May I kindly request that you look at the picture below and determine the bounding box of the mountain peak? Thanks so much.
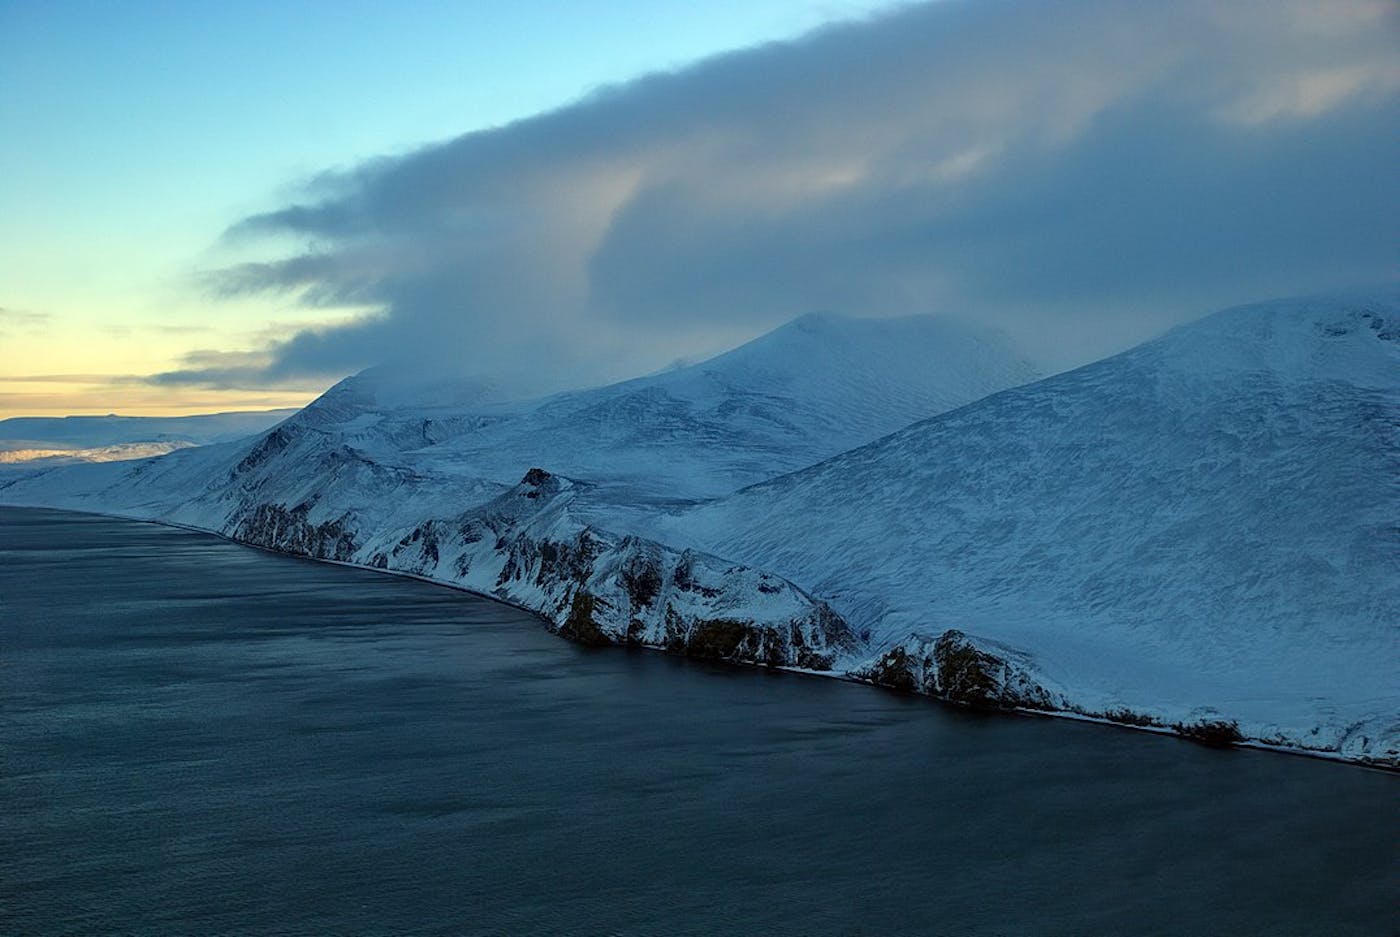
[1147,291,1400,390]
[786,310,844,331]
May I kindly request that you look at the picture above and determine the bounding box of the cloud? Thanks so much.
[0,307,51,338]
[152,324,215,336]
[0,307,48,321]
[0,373,123,384]
[200,0,1400,387]
[143,348,330,390]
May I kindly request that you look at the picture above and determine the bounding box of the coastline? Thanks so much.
[5,502,1393,773]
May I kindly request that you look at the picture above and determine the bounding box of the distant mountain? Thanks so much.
[646,294,1400,763]
[0,409,298,451]
[499,311,1040,502]
[0,409,299,472]
[0,441,194,470]
[276,311,1040,509]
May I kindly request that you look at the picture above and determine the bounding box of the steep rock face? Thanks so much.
[230,469,858,670]
[231,501,359,562]
[855,630,1063,711]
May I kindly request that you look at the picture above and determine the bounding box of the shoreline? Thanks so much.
[4,502,1395,774]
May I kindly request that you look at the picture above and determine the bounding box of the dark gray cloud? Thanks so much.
[196,0,1400,388]
[143,348,330,390]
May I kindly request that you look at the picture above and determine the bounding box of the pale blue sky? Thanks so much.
[0,0,897,415]
[1,0,1394,416]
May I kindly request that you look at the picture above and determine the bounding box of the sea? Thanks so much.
[2,507,1396,935]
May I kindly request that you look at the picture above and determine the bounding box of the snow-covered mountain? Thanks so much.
[0,312,1035,522]
[0,312,1028,672]
[263,311,1040,511]
[477,311,1040,503]
[4,296,1393,764]
[643,295,1400,763]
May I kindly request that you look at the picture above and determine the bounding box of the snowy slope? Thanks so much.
[443,312,1040,504]
[268,311,1040,511]
[5,312,1036,532]
[648,295,1400,762]
[0,312,1035,526]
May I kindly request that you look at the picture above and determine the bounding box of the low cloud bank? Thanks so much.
[186,0,1399,391]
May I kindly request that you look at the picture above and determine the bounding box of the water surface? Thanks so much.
[2,507,1395,935]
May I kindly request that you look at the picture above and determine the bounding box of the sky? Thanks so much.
[2,0,1397,417]
[0,0,897,416]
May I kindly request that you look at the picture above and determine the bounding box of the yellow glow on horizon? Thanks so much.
[0,295,342,419]
[0,380,322,419]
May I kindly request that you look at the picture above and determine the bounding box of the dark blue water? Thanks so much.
[2,507,1396,936]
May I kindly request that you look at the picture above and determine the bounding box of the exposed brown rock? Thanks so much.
[559,590,612,646]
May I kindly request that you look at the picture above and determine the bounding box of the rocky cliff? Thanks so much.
[225,468,857,670]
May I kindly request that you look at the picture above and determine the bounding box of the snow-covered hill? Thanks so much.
[645,295,1400,763]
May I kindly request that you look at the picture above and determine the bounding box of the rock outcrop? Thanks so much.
[232,500,358,562]
[854,629,1062,710]
[227,468,857,671]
